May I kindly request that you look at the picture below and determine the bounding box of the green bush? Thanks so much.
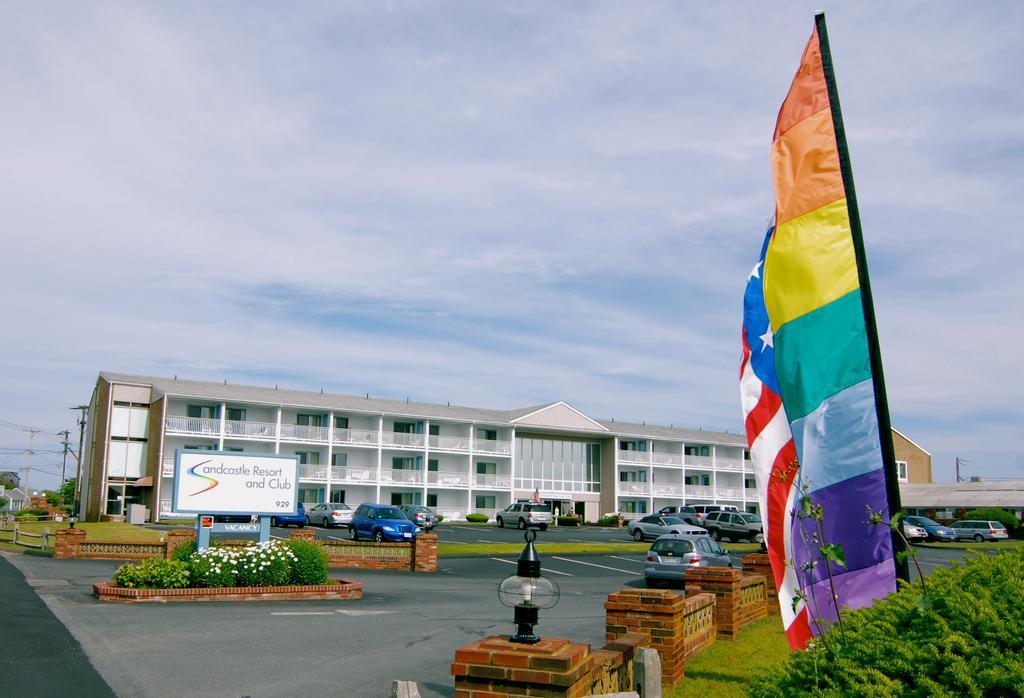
[187,547,238,588]
[964,508,1019,532]
[557,516,581,526]
[435,514,444,523]
[234,541,295,587]
[15,507,50,520]
[751,548,1024,697]
[170,539,197,562]
[465,513,490,523]
[112,559,190,589]
[597,515,620,527]
[287,540,329,585]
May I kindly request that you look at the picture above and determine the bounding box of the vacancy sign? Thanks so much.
[172,450,299,516]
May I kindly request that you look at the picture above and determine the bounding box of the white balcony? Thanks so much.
[381,468,424,485]
[428,434,470,451]
[224,419,276,440]
[381,432,425,449]
[279,424,329,442]
[716,487,742,499]
[617,451,649,464]
[426,470,470,488]
[162,457,175,477]
[652,452,683,466]
[333,428,379,447]
[716,458,744,472]
[331,466,377,484]
[652,483,683,497]
[685,455,713,468]
[745,487,758,498]
[474,439,511,455]
[299,464,329,481]
[685,485,713,498]
[165,416,219,436]
[473,472,512,489]
[619,482,651,496]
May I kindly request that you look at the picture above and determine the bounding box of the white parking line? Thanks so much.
[476,539,499,543]
[489,557,574,577]
[335,609,396,616]
[609,555,644,563]
[270,611,335,616]
[550,556,640,576]
[569,539,590,543]
[271,535,287,540]
[328,535,349,541]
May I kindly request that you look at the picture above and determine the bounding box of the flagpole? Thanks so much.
[814,12,909,583]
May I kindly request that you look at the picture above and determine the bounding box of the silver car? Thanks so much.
[628,515,706,541]
[643,534,733,587]
[308,502,353,528]
[949,520,1010,542]
[496,503,552,530]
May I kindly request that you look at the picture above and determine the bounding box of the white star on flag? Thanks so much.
[749,261,762,280]
[760,324,774,351]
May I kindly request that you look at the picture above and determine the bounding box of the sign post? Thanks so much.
[171,450,299,551]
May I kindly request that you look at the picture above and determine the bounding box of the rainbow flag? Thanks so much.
[741,13,903,645]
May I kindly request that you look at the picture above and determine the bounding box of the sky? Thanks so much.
[1,1,1021,492]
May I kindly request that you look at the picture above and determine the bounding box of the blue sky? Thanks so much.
[1,1,1021,491]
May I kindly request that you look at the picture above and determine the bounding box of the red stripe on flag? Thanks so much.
[744,387,782,444]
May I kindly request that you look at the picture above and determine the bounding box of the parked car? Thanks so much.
[903,515,956,542]
[643,534,735,587]
[628,515,707,542]
[703,511,764,543]
[213,513,256,524]
[689,504,738,526]
[495,503,552,530]
[271,502,307,528]
[949,519,1010,542]
[308,502,353,528]
[901,520,928,543]
[349,504,419,542]
[657,505,699,526]
[401,505,439,531]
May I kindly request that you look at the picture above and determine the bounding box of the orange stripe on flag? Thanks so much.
[773,26,829,142]
[772,108,844,226]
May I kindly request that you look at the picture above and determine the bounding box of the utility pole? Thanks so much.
[955,457,969,483]
[59,430,71,487]
[71,405,89,517]
[22,427,41,497]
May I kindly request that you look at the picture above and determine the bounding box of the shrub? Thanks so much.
[557,516,581,526]
[112,559,190,589]
[188,547,239,588]
[597,515,620,527]
[751,548,1024,697]
[234,541,296,587]
[170,539,197,562]
[435,514,445,523]
[964,508,1019,532]
[465,513,490,523]
[15,507,49,520]
[287,540,329,585]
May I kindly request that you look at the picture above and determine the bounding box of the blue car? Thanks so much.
[271,502,307,528]
[904,515,956,542]
[349,504,419,542]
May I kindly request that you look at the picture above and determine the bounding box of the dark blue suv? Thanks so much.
[349,504,419,542]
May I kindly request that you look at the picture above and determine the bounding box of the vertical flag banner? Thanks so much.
[741,12,904,646]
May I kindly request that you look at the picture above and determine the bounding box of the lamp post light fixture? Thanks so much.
[497,529,560,644]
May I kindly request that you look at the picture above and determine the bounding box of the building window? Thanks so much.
[393,421,417,434]
[329,487,345,503]
[685,445,710,457]
[392,457,416,470]
[428,459,439,472]
[620,440,647,452]
[224,447,243,452]
[391,492,418,506]
[476,462,496,475]
[619,471,647,482]
[226,407,246,421]
[426,494,437,507]
[187,405,217,419]
[298,487,324,504]
[745,477,756,490]
[515,437,600,493]
[620,500,647,514]
[334,416,349,429]
[477,428,497,441]
[185,444,215,451]
[896,460,908,482]
[296,414,322,427]
[296,451,319,465]
[475,495,496,509]
[429,424,440,436]
[331,452,348,466]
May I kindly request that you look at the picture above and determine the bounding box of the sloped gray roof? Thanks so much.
[900,480,1024,508]
[596,419,746,446]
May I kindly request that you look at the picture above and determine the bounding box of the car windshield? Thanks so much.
[409,507,431,514]
[662,517,685,525]
[525,504,550,512]
[739,514,761,523]
[377,508,407,520]
[909,516,938,526]
[331,503,351,510]
[652,540,694,555]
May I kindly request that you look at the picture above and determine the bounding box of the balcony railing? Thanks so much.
[716,458,744,471]
[299,464,329,481]
[330,466,376,484]
[652,483,683,496]
[426,470,470,487]
[279,424,329,442]
[685,485,713,498]
[381,432,425,449]
[617,451,649,464]
[474,439,511,455]
[428,434,470,451]
[165,416,220,436]
[745,487,758,498]
[684,455,713,468]
[162,458,175,477]
[473,472,512,489]
[619,482,651,496]
[716,487,742,499]
[652,452,683,466]
[223,419,277,439]
[380,468,424,484]
[332,428,379,446]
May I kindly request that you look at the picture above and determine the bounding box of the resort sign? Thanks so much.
[172,450,299,516]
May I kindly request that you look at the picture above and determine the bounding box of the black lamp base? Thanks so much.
[509,602,541,644]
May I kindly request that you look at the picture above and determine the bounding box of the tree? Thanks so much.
[43,490,62,507]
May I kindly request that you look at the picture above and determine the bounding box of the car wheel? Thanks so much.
[497,517,504,528]
[751,532,765,544]
[517,518,526,530]
[539,524,548,531]
[633,529,644,542]
[350,526,358,541]
[298,519,305,529]
[644,577,660,589]
[974,533,984,542]
[374,529,384,543]
[323,517,332,528]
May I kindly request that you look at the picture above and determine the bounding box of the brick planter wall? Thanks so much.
[604,588,715,686]
[289,530,438,573]
[684,567,768,640]
[93,579,363,603]
[742,552,779,615]
[53,528,86,559]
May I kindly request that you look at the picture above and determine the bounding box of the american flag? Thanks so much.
[740,222,813,649]
[531,489,542,504]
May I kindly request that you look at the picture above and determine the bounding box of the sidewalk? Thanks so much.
[0,552,113,696]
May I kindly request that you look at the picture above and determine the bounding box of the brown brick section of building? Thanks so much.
[85,379,111,522]
[684,567,768,640]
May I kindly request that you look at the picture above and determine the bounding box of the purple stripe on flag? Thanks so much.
[805,557,897,627]
[792,467,894,589]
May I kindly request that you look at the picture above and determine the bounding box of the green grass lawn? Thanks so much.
[668,616,792,697]
[917,538,1023,551]
[0,521,165,550]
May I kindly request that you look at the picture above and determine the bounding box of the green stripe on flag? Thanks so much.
[774,289,871,420]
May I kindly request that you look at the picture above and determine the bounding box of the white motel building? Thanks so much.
[79,372,758,524]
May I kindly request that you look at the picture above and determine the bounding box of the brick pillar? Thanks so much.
[685,568,768,640]
[412,532,437,573]
[164,529,196,559]
[604,588,706,686]
[743,553,779,615]
[452,635,593,698]
[289,528,316,542]
[54,528,86,559]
